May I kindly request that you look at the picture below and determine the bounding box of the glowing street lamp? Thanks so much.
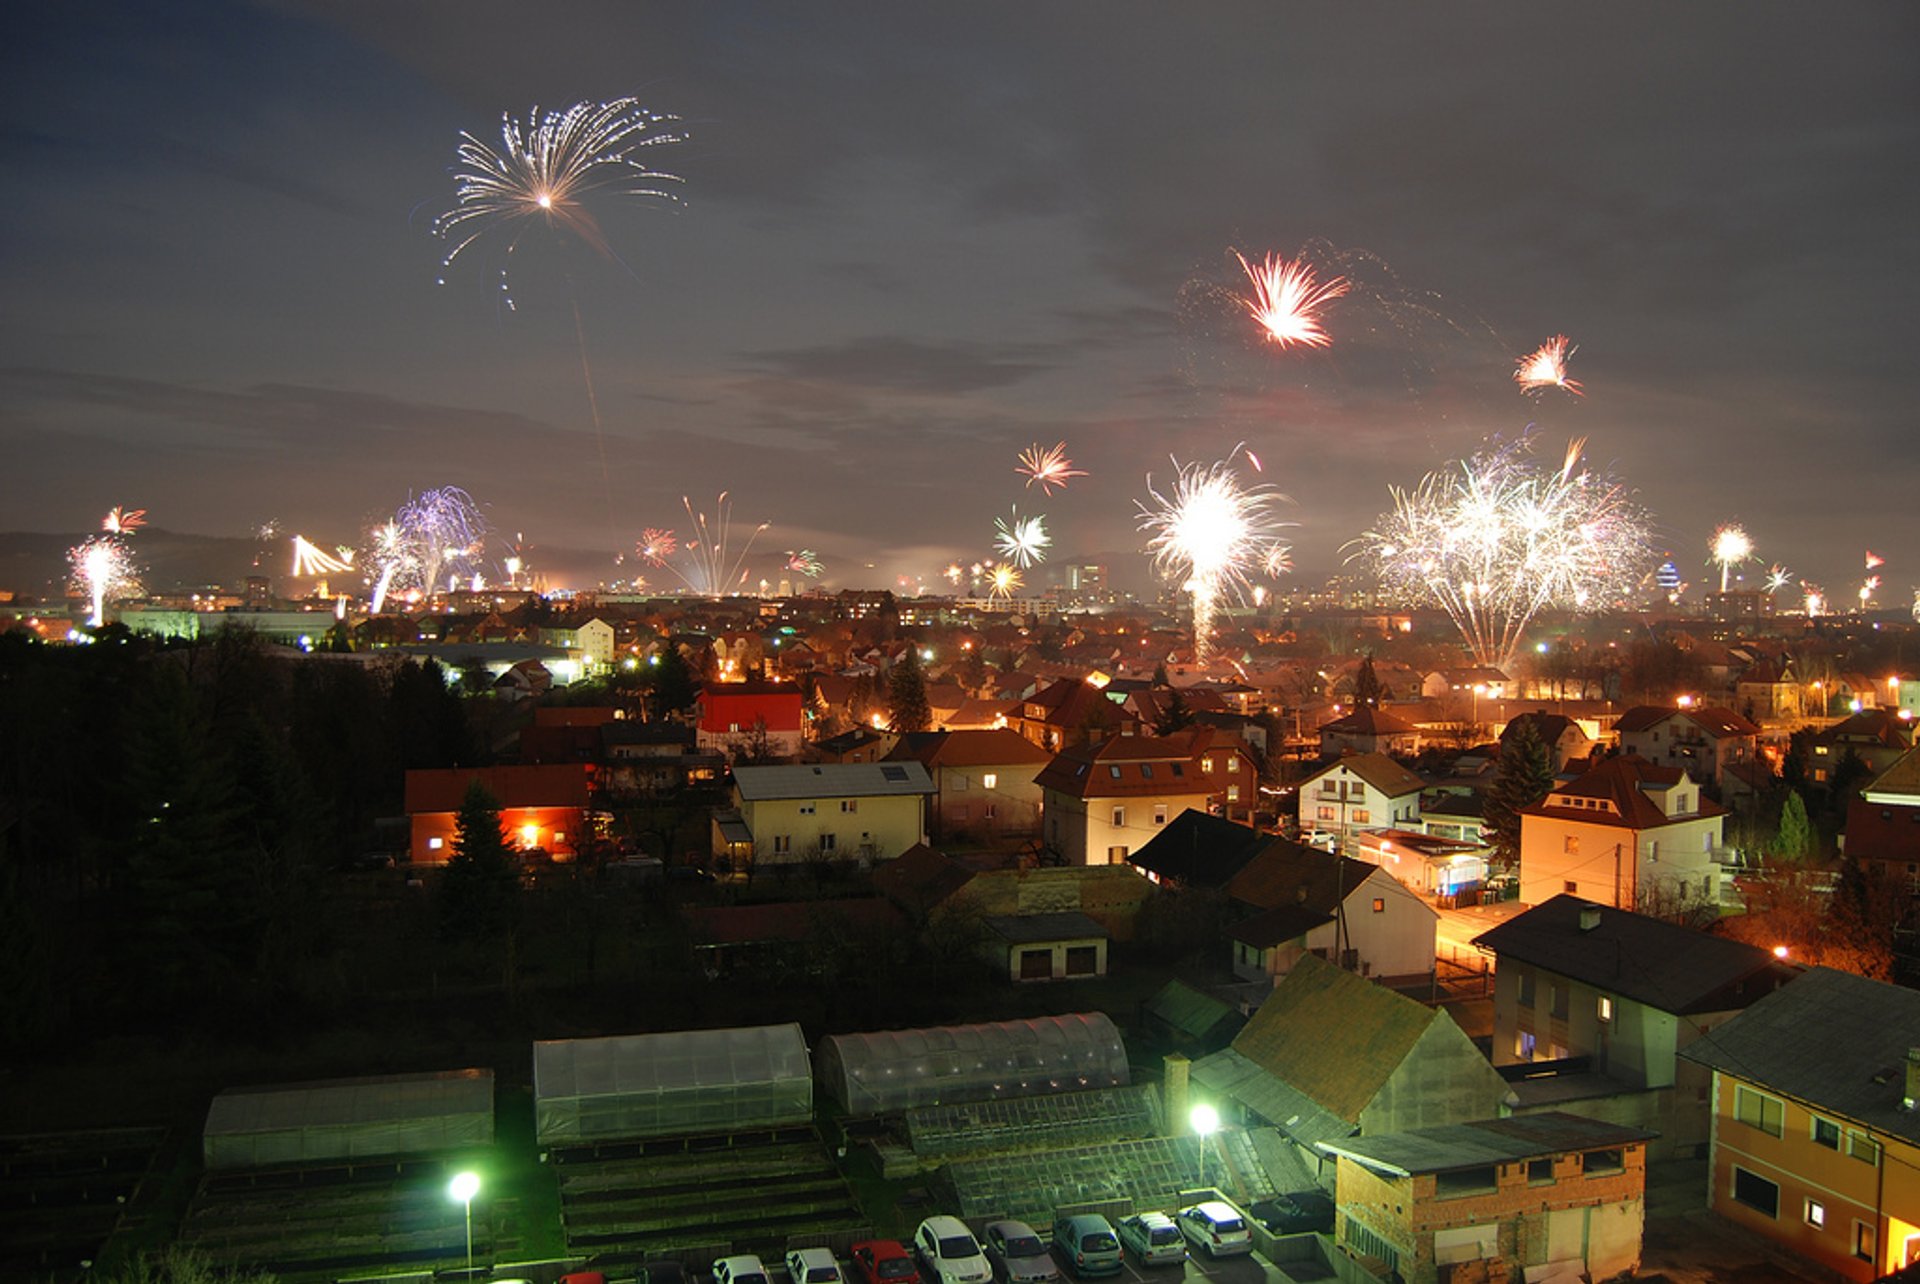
[449,1170,480,1278]
[1190,1103,1220,1190]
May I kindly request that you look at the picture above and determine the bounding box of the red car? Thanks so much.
[851,1241,920,1284]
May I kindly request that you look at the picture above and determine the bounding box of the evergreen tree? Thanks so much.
[962,646,989,696]
[647,642,698,720]
[439,780,521,942]
[1353,655,1383,708]
[1485,717,1555,868]
[1773,790,1812,862]
[1153,687,1196,736]
[887,649,931,733]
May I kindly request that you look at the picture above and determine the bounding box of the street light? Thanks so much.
[1190,1103,1220,1192]
[448,1170,480,1279]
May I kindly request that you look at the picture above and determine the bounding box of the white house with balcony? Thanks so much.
[1299,752,1426,851]
[1517,755,1729,914]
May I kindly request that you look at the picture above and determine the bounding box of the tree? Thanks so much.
[1153,687,1196,736]
[887,649,931,733]
[1352,655,1383,709]
[1484,718,1555,869]
[646,642,698,721]
[439,781,521,944]
[1773,791,1812,862]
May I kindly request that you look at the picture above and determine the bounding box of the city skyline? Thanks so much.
[5,3,1917,598]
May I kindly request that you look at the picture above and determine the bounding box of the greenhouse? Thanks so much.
[533,1022,812,1144]
[816,1012,1130,1116]
[201,1069,495,1170]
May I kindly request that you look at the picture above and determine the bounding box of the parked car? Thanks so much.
[1050,1214,1123,1278]
[786,1249,844,1284]
[850,1241,919,1284]
[1176,1202,1251,1258]
[982,1220,1059,1284]
[914,1216,992,1284]
[714,1256,771,1284]
[1115,1213,1186,1267]
[1249,1190,1335,1236]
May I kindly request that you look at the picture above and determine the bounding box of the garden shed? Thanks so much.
[533,1022,812,1144]
[201,1069,495,1170]
[815,1012,1130,1115]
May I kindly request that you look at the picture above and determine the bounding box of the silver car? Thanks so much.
[983,1221,1060,1284]
[1115,1213,1186,1267]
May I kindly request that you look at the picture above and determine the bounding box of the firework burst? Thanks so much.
[993,508,1051,569]
[783,549,824,579]
[1709,524,1755,593]
[1514,335,1585,397]
[637,528,679,565]
[434,99,686,306]
[363,487,488,610]
[1235,251,1348,349]
[69,536,140,628]
[1354,435,1650,672]
[103,506,147,534]
[1138,449,1292,667]
[1764,564,1791,595]
[640,494,770,596]
[1015,442,1087,495]
[987,564,1024,601]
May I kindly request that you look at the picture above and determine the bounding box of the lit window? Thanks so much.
[841,799,858,813]
[1805,1199,1825,1229]
[428,837,444,850]
[1371,898,1385,913]
[983,773,997,789]
[1202,756,1215,773]
[1564,835,1581,855]
[1352,810,1370,824]
[553,831,566,844]
[1598,996,1613,1022]
[1227,784,1240,802]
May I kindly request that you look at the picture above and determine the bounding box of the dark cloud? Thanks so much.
[739,336,1054,396]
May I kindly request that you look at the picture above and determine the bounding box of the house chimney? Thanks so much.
[1905,1048,1920,1111]
[1579,904,1602,932]
[1163,1053,1191,1136]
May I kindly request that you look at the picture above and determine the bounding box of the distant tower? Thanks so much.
[1656,559,1682,595]
[244,575,272,606]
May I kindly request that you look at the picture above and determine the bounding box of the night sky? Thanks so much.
[5,3,1917,595]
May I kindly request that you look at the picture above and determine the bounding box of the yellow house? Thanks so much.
[1518,755,1727,913]
[718,761,933,869]
[1682,967,1920,1280]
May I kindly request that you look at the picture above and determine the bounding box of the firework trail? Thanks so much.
[639,495,770,596]
[1709,524,1754,593]
[1235,251,1348,349]
[290,535,354,577]
[1015,442,1087,495]
[69,536,140,628]
[103,506,147,534]
[1514,335,1585,398]
[1354,434,1650,672]
[1138,447,1292,668]
[784,550,824,579]
[993,508,1051,569]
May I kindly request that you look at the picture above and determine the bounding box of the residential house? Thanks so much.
[542,617,615,671]
[1517,755,1727,914]
[694,680,806,759]
[1004,676,1141,752]
[714,761,933,870]
[871,843,1154,942]
[1473,896,1795,1159]
[814,727,897,763]
[1190,954,1513,1185]
[1298,752,1427,851]
[404,764,598,864]
[980,912,1110,982]
[883,728,1052,843]
[1498,711,1594,772]
[1316,705,1420,758]
[1808,708,1915,784]
[1033,735,1219,866]
[599,721,723,795]
[1422,666,1512,704]
[1128,810,1270,890]
[1681,968,1920,1281]
[1224,841,1438,984]
[1735,656,1802,723]
[1613,704,1761,791]
[1418,795,1488,848]
[1318,1113,1655,1284]
[1843,745,1920,892]
[1352,829,1488,902]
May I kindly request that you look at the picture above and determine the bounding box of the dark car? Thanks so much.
[1249,1191,1335,1236]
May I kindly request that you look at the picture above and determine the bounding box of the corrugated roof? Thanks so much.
[1190,1047,1355,1147]
[1229,953,1439,1123]
[1470,895,1793,1015]
[733,761,934,800]
[1145,980,1241,1042]
[983,911,1109,944]
[1680,967,1920,1147]
[1316,1111,1656,1176]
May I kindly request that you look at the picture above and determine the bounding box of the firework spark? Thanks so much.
[987,564,1023,601]
[944,562,965,586]
[1514,335,1585,397]
[103,506,148,534]
[363,487,488,610]
[1015,442,1088,495]
[1235,251,1348,349]
[1866,550,1885,570]
[434,99,686,306]
[1802,582,1825,619]
[1709,524,1755,593]
[1764,564,1791,594]
[785,549,824,579]
[641,495,770,596]
[1138,449,1292,667]
[69,536,140,628]
[1354,435,1650,672]
[993,508,1051,569]
[290,535,355,578]
[636,528,679,565]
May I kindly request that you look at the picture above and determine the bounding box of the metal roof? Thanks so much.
[983,911,1109,944]
[1315,1111,1657,1177]
[733,761,934,800]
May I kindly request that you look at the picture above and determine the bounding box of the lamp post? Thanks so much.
[448,1170,480,1279]
[1190,1103,1220,1192]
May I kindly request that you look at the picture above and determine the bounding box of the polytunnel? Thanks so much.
[533,1022,811,1144]
[201,1069,495,1170]
[815,1011,1129,1115]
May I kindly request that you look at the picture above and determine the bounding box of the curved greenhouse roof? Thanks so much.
[534,1023,811,1144]
[202,1069,494,1170]
[816,1012,1129,1116]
